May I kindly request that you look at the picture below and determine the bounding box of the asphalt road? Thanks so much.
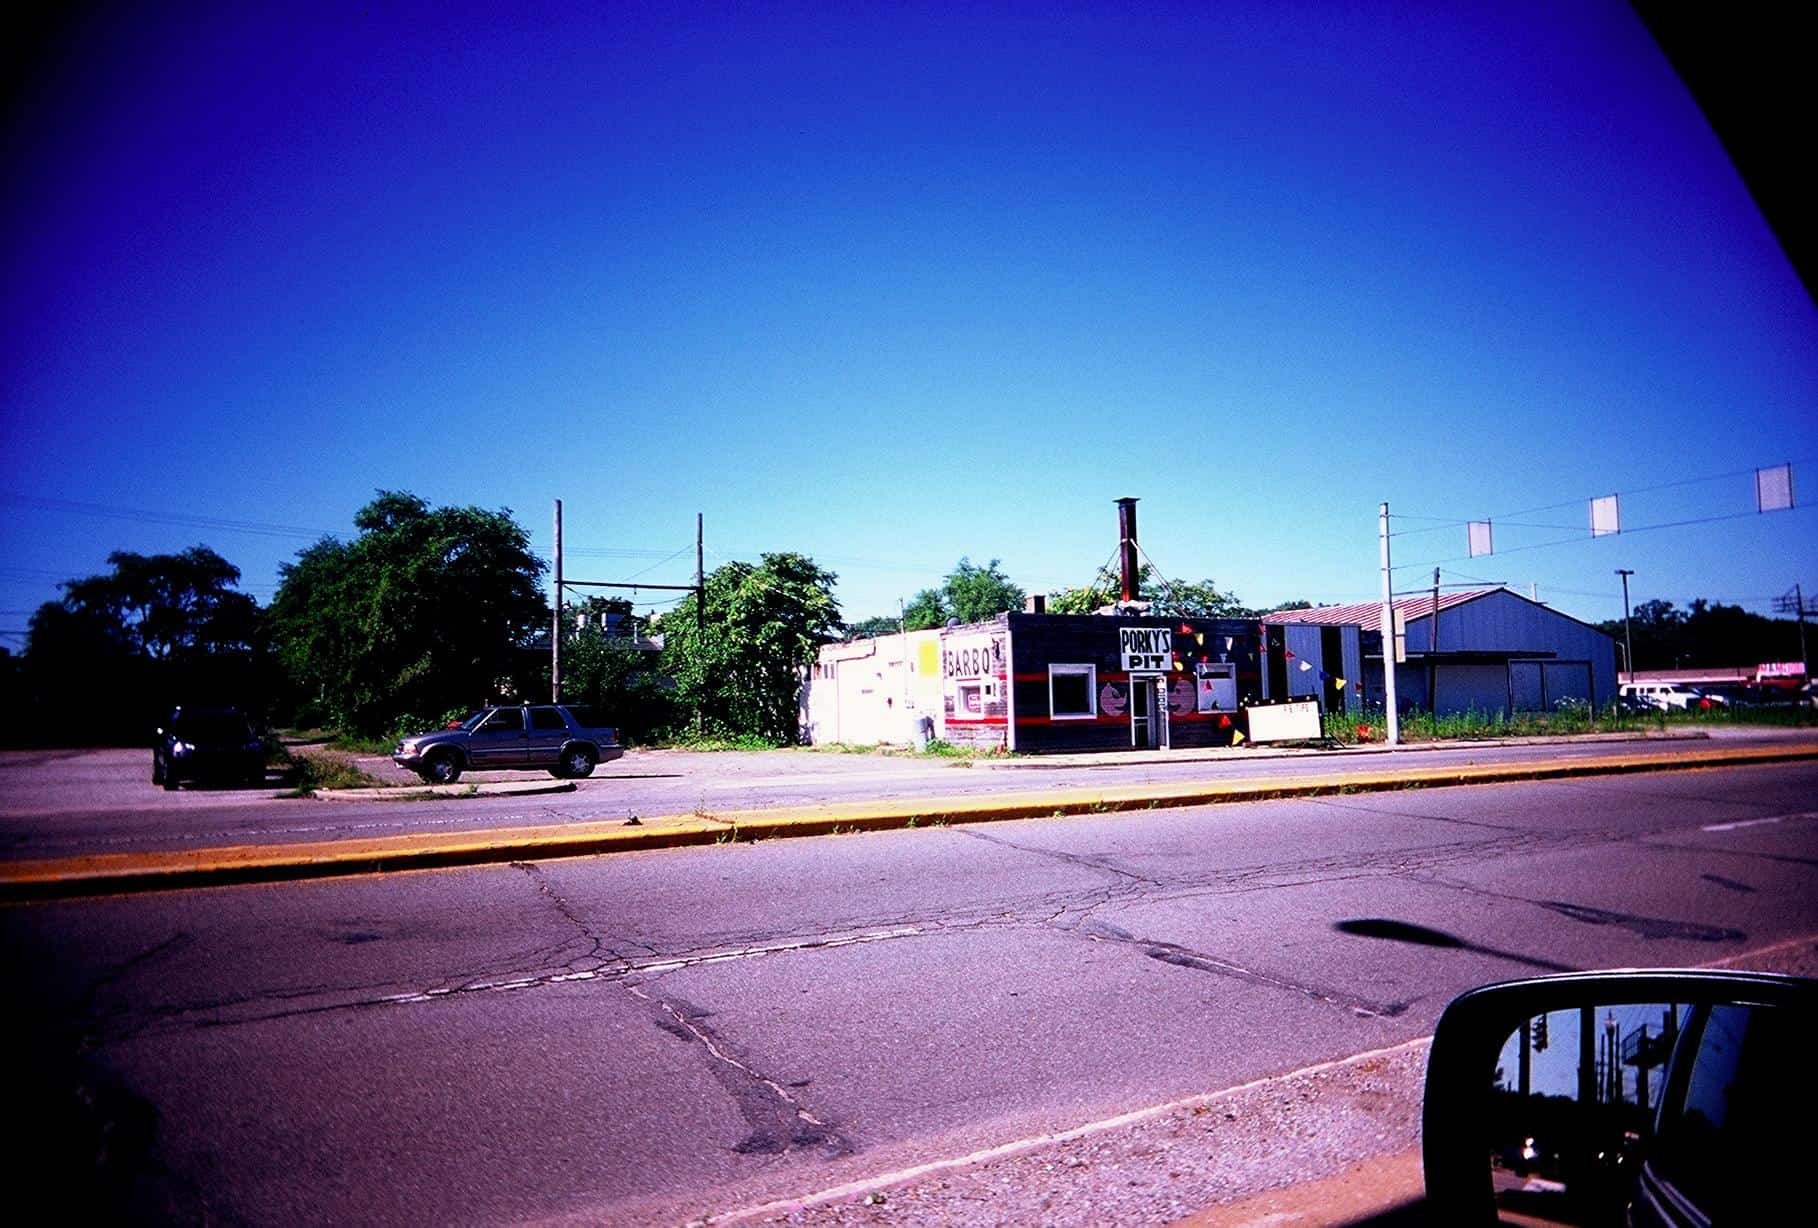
[5,761,1816,1224]
[1,727,1807,860]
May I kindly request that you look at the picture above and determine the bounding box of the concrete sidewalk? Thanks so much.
[5,738,1816,902]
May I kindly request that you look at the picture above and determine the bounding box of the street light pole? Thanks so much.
[1616,569,1635,685]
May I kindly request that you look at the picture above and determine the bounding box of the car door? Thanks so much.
[467,707,527,766]
[525,706,570,767]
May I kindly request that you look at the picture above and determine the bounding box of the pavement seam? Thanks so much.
[6,742,1816,901]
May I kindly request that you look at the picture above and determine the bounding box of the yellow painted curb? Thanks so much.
[4,741,1814,901]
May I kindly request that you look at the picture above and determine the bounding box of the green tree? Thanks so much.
[268,492,546,735]
[941,557,1024,624]
[657,552,841,742]
[556,599,672,742]
[1047,565,1253,618]
[1149,578,1253,619]
[845,614,903,639]
[20,546,266,739]
[1595,597,1801,669]
[902,587,948,630]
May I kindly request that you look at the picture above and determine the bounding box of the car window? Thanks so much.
[479,709,524,732]
[529,707,567,731]
[1648,1003,1804,1222]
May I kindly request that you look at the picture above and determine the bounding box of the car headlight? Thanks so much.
[171,741,193,757]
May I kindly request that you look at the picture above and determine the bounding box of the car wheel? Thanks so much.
[425,750,463,784]
[560,745,596,779]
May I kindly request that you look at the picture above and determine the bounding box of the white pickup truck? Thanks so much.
[392,704,624,784]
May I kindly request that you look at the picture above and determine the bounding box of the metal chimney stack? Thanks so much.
[1116,497,1140,602]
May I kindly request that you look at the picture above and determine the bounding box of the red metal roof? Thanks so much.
[1266,589,1501,632]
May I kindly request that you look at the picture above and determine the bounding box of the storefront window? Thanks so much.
[957,682,984,715]
[1049,664,1097,719]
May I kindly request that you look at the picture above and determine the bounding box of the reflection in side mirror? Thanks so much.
[1486,1002,1679,1225]
[1424,971,1817,1226]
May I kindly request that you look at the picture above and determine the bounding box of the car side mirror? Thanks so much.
[1423,970,1816,1225]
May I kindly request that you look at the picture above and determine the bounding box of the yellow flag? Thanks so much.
[1232,729,1247,745]
[1195,633,1204,645]
[1334,676,1346,690]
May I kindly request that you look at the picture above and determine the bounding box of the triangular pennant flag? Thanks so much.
[1232,729,1247,745]
[1224,637,1234,650]
[1195,633,1204,645]
[1284,649,1295,660]
[1298,660,1313,672]
[1171,658,1182,671]
[1179,623,1194,634]
[1335,676,1346,690]
[1218,714,1232,728]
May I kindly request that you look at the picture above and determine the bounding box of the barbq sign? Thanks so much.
[1118,626,1172,672]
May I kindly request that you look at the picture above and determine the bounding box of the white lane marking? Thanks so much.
[1701,810,1817,833]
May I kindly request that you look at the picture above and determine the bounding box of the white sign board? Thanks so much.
[1756,464,1794,513]
[1119,626,1172,672]
[1243,699,1322,743]
[1590,494,1621,537]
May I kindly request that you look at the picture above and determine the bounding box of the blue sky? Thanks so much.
[4,0,1813,643]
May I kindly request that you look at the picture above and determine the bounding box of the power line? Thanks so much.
[1387,455,1816,540]
[0,492,333,539]
[1391,504,1807,573]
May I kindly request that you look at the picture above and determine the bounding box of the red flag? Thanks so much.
[1218,715,1232,728]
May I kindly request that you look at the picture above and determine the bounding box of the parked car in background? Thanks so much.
[1619,683,1713,711]
[152,706,267,790]
[393,704,624,784]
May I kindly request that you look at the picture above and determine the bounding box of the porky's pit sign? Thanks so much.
[1118,626,1172,672]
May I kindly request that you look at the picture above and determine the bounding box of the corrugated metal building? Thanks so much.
[1273,589,1618,717]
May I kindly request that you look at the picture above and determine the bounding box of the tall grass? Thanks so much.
[1325,700,1813,745]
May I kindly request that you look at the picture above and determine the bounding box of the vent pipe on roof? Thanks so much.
[1116,497,1140,602]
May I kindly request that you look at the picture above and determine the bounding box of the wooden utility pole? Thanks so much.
[696,512,705,736]
[1429,568,1441,720]
[552,499,563,703]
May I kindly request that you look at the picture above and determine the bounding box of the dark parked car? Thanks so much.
[152,706,267,790]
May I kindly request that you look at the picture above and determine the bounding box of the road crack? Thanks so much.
[625,984,851,1160]
[1073,920,1416,1018]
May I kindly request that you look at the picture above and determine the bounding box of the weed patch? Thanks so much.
[657,732,783,752]
[280,749,380,796]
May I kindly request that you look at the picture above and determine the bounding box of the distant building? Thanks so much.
[1273,589,1618,717]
